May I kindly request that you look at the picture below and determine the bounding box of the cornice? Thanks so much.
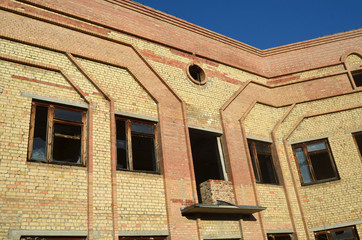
[105,0,262,55]
[100,0,362,57]
[263,29,362,56]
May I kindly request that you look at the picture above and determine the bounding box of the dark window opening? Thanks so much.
[352,71,362,87]
[267,233,292,240]
[119,237,167,240]
[293,139,339,185]
[28,101,85,166]
[21,237,86,240]
[353,132,362,157]
[315,225,359,240]
[116,117,157,173]
[189,129,225,202]
[187,64,206,84]
[248,140,279,184]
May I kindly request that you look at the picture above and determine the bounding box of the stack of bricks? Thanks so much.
[200,179,236,204]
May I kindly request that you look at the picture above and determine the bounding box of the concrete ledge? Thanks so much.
[287,134,334,145]
[345,127,362,134]
[189,124,223,134]
[202,234,241,239]
[118,230,168,236]
[115,110,158,122]
[8,230,92,240]
[247,135,273,143]
[310,219,362,232]
[266,229,293,234]
[21,92,88,109]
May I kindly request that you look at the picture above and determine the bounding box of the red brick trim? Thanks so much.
[2,1,360,79]
[340,50,362,62]
[11,75,73,91]
[238,100,267,240]
[284,105,362,142]
[270,103,311,240]
[0,54,88,100]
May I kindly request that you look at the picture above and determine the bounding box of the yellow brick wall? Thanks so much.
[257,185,293,231]
[117,171,168,231]
[0,36,166,239]
[75,57,158,118]
[0,63,88,235]
[288,108,362,228]
[244,103,288,139]
[274,92,362,239]
[200,220,241,239]
[108,31,268,130]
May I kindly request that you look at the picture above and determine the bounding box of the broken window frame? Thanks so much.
[116,116,158,173]
[292,139,339,186]
[267,233,293,240]
[314,225,359,240]
[27,101,86,166]
[247,140,279,185]
[352,132,362,159]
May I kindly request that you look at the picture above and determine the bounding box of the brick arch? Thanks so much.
[340,49,362,62]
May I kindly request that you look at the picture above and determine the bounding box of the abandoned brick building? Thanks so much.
[0,0,361,240]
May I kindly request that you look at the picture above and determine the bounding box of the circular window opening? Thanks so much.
[187,64,207,85]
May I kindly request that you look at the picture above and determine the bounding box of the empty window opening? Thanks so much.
[353,132,362,157]
[28,101,86,165]
[119,237,167,240]
[187,64,206,84]
[189,129,226,202]
[267,233,292,240]
[292,139,339,185]
[21,237,86,240]
[116,117,157,173]
[248,140,279,184]
[315,225,359,240]
[352,70,362,87]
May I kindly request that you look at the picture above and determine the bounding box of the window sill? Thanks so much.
[256,181,280,186]
[27,159,86,168]
[117,168,161,175]
[301,177,340,186]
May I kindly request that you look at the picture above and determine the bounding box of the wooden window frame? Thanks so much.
[352,132,362,159]
[116,116,158,173]
[314,225,360,240]
[267,233,293,240]
[292,139,339,186]
[247,140,279,185]
[28,101,86,166]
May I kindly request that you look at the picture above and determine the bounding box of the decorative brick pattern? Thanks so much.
[0,1,362,240]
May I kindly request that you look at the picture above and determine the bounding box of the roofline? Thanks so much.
[106,0,362,56]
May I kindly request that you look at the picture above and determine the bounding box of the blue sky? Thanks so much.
[133,0,362,50]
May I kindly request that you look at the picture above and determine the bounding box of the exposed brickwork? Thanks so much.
[200,180,235,204]
[0,1,361,240]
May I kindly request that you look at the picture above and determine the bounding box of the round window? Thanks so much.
[186,64,207,85]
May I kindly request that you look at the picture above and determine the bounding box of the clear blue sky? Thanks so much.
[133,0,362,50]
